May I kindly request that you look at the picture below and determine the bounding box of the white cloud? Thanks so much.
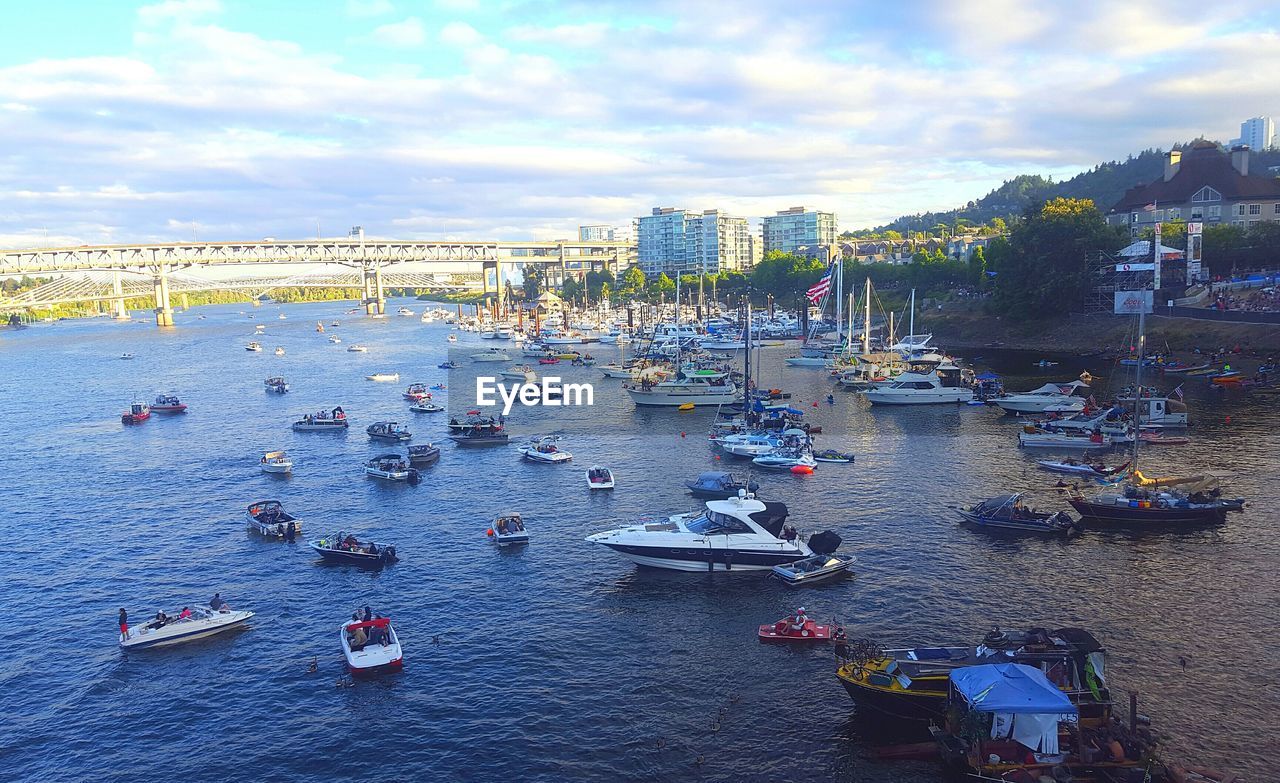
[439,21,483,46]
[345,0,394,17]
[137,0,221,24]
[370,17,426,48]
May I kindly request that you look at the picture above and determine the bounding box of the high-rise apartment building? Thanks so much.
[578,224,614,242]
[637,207,694,276]
[685,210,751,274]
[762,206,838,254]
[1230,117,1275,151]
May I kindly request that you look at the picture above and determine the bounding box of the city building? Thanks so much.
[762,206,838,254]
[1106,140,1280,237]
[636,207,749,275]
[1229,116,1275,151]
[578,224,614,242]
[637,207,694,276]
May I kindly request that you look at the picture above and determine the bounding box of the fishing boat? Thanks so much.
[264,376,289,394]
[402,383,431,400]
[813,450,855,464]
[488,513,529,546]
[367,421,411,442]
[586,495,825,572]
[991,381,1091,415]
[246,499,303,538]
[408,400,444,413]
[341,615,403,673]
[957,493,1079,535]
[121,402,150,424]
[407,443,440,465]
[120,606,254,650]
[291,407,348,431]
[471,348,510,362]
[312,532,397,565]
[1035,458,1128,478]
[366,372,400,382]
[364,454,420,484]
[245,342,262,352]
[684,471,759,499]
[518,435,572,463]
[758,609,841,643]
[259,450,292,474]
[347,344,368,353]
[586,466,615,490]
[151,395,187,413]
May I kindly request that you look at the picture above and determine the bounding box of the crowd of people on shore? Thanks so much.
[1211,287,1280,313]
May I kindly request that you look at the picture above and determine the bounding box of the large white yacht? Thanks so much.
[624,370,737,407]
[992,380,1091,415]
[865,363,973,405]
[586,496,814,571]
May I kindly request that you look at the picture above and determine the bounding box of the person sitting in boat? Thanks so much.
[781,525,798,542]
[179,607,192,620]
[367,622,385,646]
[210,593,230,612]
[153,610,169,628]
[362,606,373,623]
[789,608,808,633]
[343,534,359,550]
[285,520,296,543]
[348,624,367,650]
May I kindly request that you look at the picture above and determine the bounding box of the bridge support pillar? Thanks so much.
[111,270,129,320]
[153,266,174,327]
[363,262,385,316]
[180,293,189,310]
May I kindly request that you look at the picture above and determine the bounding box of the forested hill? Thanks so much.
[865,142,1280,235]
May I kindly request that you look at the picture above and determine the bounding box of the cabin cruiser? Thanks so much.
[367,421,412,442]
[397,306,414,317]
[471,348,510,362]
[292,407,348,431]
[586,495,822,572]
[260,450,292,474]
[714,432,784,458]
[624,370,737,407]
[518,435,572,463]
[586,466,615,490]
[246,499,303,538]
[364,454,420,484]
[121,402,150,424]
[151,395,187,413]
[312,532,397,565]
[865,364,973,405]
[501,366,536,382]
[264,376,289,394]
[599,328,632,345]
[341,614,402,672]
[685,471,759,498]
[992,381,1091,415]
[1114,388,1190,426]
[121,605,254,650]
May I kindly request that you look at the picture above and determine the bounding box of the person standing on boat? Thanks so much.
[285,520,296,543]
[118,608,129,641]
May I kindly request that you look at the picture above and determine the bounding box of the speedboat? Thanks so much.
[501,366,536,382]
[312,532,397,565]
[121,606,254,650]
[347,344,368,353]
[260,450,293,474]
[274,347,285,356]
[991,381,1091,415]
[488,513,529,546]
[449,429,510,447]
[407,443,440,465]
[624,371,738,407]
[471,349,510,362]
[292,407,348,431]
[438,360,460,369]
[409,400,445,413]
[447,334,458,343]
[121,402,150,424]
[957,493,1080,535]
[684,471,758,499]
[367,421,412,442]
[119,352,136,360]
[586,495,822,572]
[364,454,420,484]
[402,383,431,400]
[772,548,855,587]
[1036,458,1128,478]
[246,499,303,538]
[518,436,572,463]
[328,335,341,344]
[813,450,855,464]
[151,395,187,413]
[264,376,289,394]
[397,307,414,317]
[865,365,974,405]
[366,372,400,382]
[752,448,818,471]
[341,615,403,673]
[277,313,287,320]
[245,342,262,352]
[586,466,615,490]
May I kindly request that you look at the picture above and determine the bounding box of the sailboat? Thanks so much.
[785,260,842,367]
[624,278,737,407]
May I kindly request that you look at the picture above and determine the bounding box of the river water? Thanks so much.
[1,298,1276,782]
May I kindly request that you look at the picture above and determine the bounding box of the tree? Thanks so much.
[968,245,987,286]
[562,275,583,302]
[522,266,544,299]
[616,266,645,299]
[652,272,676,297]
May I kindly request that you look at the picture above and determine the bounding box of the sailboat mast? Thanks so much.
[834,260,843,344]
[909,288,915,343]
[863,277,871,355]
[743,293,752,407]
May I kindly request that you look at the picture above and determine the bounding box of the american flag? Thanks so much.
[1171,384,1184,401]
[1142,203,1157,212]
[805,268,833,304]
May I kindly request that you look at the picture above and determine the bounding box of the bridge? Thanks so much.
[0,233,635,325]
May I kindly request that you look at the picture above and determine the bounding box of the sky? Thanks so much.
[1,0,1279,247]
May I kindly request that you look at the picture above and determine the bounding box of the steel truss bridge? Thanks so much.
[0,238,634,325]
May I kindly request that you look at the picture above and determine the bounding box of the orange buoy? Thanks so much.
[791,465,814,475]
[486,528,494,536]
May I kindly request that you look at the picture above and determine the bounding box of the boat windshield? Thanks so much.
[686,511,753,535]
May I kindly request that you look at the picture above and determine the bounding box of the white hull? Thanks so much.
[784,357,830,367]
[866,388,973,405]
[261,463,292,474]
[626,386,737,406]
[608,551,775,572]
[701,341,745,350]
[121,610,254,649]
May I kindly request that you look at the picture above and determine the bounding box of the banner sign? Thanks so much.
[1187,222,1203,235]
[1115,263,1155,272]
[1114,290,1153,314]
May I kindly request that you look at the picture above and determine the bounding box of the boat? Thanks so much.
[121,402,150,424]
[625,370,738,407]
[438,360,460,369]
[835,626,1116,723]
[264,376,289,394]
[407,443,440,465]
[341,615,403,672]
[518,435,572,463]
[585,495,823,572]
[120,605,254,650]
[752,447,818,471]
[347,344,368,353]
[409,400,444,413]
[1034,360,1059,367]
[277,313,286,320]
[488,513,530,546]
[1017,428,1112,450]
[316,321,324,333]
[246,499,303,538]
[397,307,414,317]
[956,493,1080,535]
[366,372,400,382]
[812,450,855,463]
[771,547,856,587]
[245,342,262,352]
[312,532,398,565]
[260,450,292,474]
[1035,458,1128,478]
[865,364,974,405]
[1139,432,1190,446]
[758,609,842,642]
[367,421,412,442]
[364,454,420,484]
[684,471,759,499]
[402,383,431,400]
[501,366,537,382]
[120,353,135,360]
[292,407,348,431]
[446,334,457,343]
[586,466,615,490]
[328,335,341,344]
[274,347,285,356]
[151,395,187,413]
[538,356,560,365]
[449,429,510,447]
[991,381,1091,415]
[471,349,510,362]
[1162,362,1211,374]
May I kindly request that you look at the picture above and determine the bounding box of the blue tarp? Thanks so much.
[975,371,1000,380]
[950,663,1077,715]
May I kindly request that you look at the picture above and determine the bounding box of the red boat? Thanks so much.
[758,610,841,643]
[121,402,151,424]
[151,395,188,413]
[538,357,560,365]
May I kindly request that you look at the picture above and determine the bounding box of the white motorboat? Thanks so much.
[865,364,974,405]
[409,400,445,413]
[447,334,457,343]
[752,448,818,470]
[341,616,403,672]
[992,381,1091,415]
[121,606,254,650]
[586,465,615,490]
[1018,428,1112,450]
[586,495,816,572]
[260,450,292,474]
[274,346,285,356]
[489,513,529,546]
[366,372,400,382]
[367,421,412,442]
[624,371,737,407]
[264,376,289,393]
[364,454,421,483]
[783,355,832,367]
[245,342,262,352]
[500,366,537,382]
[714,432,783,458]
[246,499,303,537]
[771,549,855,587]
[397,307,414,317]
[347,344,368,353]
[292,407,349,431]
[471,349,510,362]
[518,435,572,463]
[328,335,341,344]
[255,324,266,333]
[599,329,632,345]
[700,338,746,350]
[277,313,287,320]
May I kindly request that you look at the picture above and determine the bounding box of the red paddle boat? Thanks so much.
[538,356,560,365]
[758,608,841,643]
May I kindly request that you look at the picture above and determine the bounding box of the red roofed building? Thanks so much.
[1106,140,1280,237]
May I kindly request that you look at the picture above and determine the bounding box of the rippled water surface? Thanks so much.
[2,300,1277,782]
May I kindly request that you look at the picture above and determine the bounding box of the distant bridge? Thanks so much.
[0,235,634,324]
